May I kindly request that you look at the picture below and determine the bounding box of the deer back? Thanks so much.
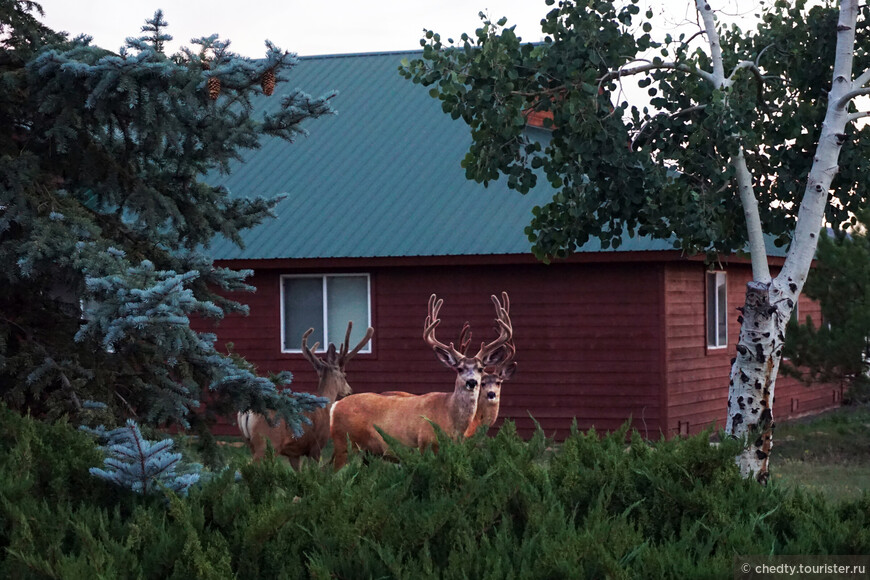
[240,322,372,465]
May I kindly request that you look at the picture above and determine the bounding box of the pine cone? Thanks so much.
[261,68,276,96]
[208,76,221,100]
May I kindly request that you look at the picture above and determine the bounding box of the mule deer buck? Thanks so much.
[385,313,517,438]
[329,293,512,469]
[459,295,517,437]
[237,322,373,468]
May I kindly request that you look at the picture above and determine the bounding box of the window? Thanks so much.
[280,274,371,353]
[706,271,727,348]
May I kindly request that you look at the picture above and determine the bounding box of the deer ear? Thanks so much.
[325,343,338,364]
[432,345,459,368]
[481,344,508,367]
[501,362,517,381]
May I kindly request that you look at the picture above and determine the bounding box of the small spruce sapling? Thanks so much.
[85,420,201,495]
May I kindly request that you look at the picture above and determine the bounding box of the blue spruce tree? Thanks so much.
[0,2,332,432]
[86,420,201,495]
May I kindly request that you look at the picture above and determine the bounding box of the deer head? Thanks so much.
[423,293,512,395]
[458,292,517,437]
[301,321,373,402]
[481,343,517,402]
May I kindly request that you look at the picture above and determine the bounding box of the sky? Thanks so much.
[33,1,763,59]
[35,0,556,58]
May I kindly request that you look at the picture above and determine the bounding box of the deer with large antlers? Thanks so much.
[383,309,518,438]
[237,322,373,468]
[460,293,518,437]
[329,293,512,469]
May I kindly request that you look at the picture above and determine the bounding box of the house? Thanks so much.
[202,50,839,439]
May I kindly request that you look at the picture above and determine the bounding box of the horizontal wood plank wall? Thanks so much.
[664,262,838,437]
[204,261,666,439]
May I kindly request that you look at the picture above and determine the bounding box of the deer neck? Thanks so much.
[318,371,349,404]
[476,398,498,423]
[447,380,479,438]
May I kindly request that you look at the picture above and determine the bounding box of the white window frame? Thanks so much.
[790,299,800,325]
[706,271,728,349]
[279,273,372,354]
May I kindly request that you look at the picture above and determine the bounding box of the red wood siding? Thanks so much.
[204,262,667,439]
[664,262,838,436]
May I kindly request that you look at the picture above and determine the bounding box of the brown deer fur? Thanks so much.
[464,359,517,437]
[330,294,512,469]
[462,293,518,437]
[238,322,372,469]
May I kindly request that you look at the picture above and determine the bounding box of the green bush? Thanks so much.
[1,407,868,579]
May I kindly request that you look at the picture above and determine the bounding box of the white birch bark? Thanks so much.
[695,0,859,482]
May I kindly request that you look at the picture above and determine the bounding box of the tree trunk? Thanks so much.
[725,0,859,482]
[726,281,793,483]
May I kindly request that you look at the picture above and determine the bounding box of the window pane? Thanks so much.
[716,273,727,346]
[326,276,370,352]
[706,272,717,346]
[283,277,324,350]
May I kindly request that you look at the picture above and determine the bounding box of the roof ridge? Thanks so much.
[299,49,423,61]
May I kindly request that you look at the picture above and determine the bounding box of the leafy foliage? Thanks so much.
[0,1,332,429]
[400,0,870,261]
[783,213,870,400]
[1,407,868,578]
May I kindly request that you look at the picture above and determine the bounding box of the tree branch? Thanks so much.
[755,44,774,67]
[854,68,870,88]
[60,372,83,412]
[734,148,771,283]
[836,87,870,109]
[846,110,870,123]
[697,0,769,283]
[696,0,726,85]
[727,60,760,83]
[597,61,717,92]
[630,105,706,151]
[728,60,770,110]
[683,29,707,46]
[115,390,139,418]
[780,0,859,287]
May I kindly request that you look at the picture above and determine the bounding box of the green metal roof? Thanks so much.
[207,50,677,260]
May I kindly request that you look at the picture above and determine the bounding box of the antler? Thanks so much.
[337,321,374,366]
[474,292,513,361]
[492,291,515,365]
[423,294,465,362]
[302,322,373,370]
[458,321,473,354]
[301,328,324,371]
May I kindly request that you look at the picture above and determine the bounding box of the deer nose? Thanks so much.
[465,379,478,390]
[487,391,497,400]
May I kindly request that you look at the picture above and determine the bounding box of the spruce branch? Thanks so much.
[86,420,201,495]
